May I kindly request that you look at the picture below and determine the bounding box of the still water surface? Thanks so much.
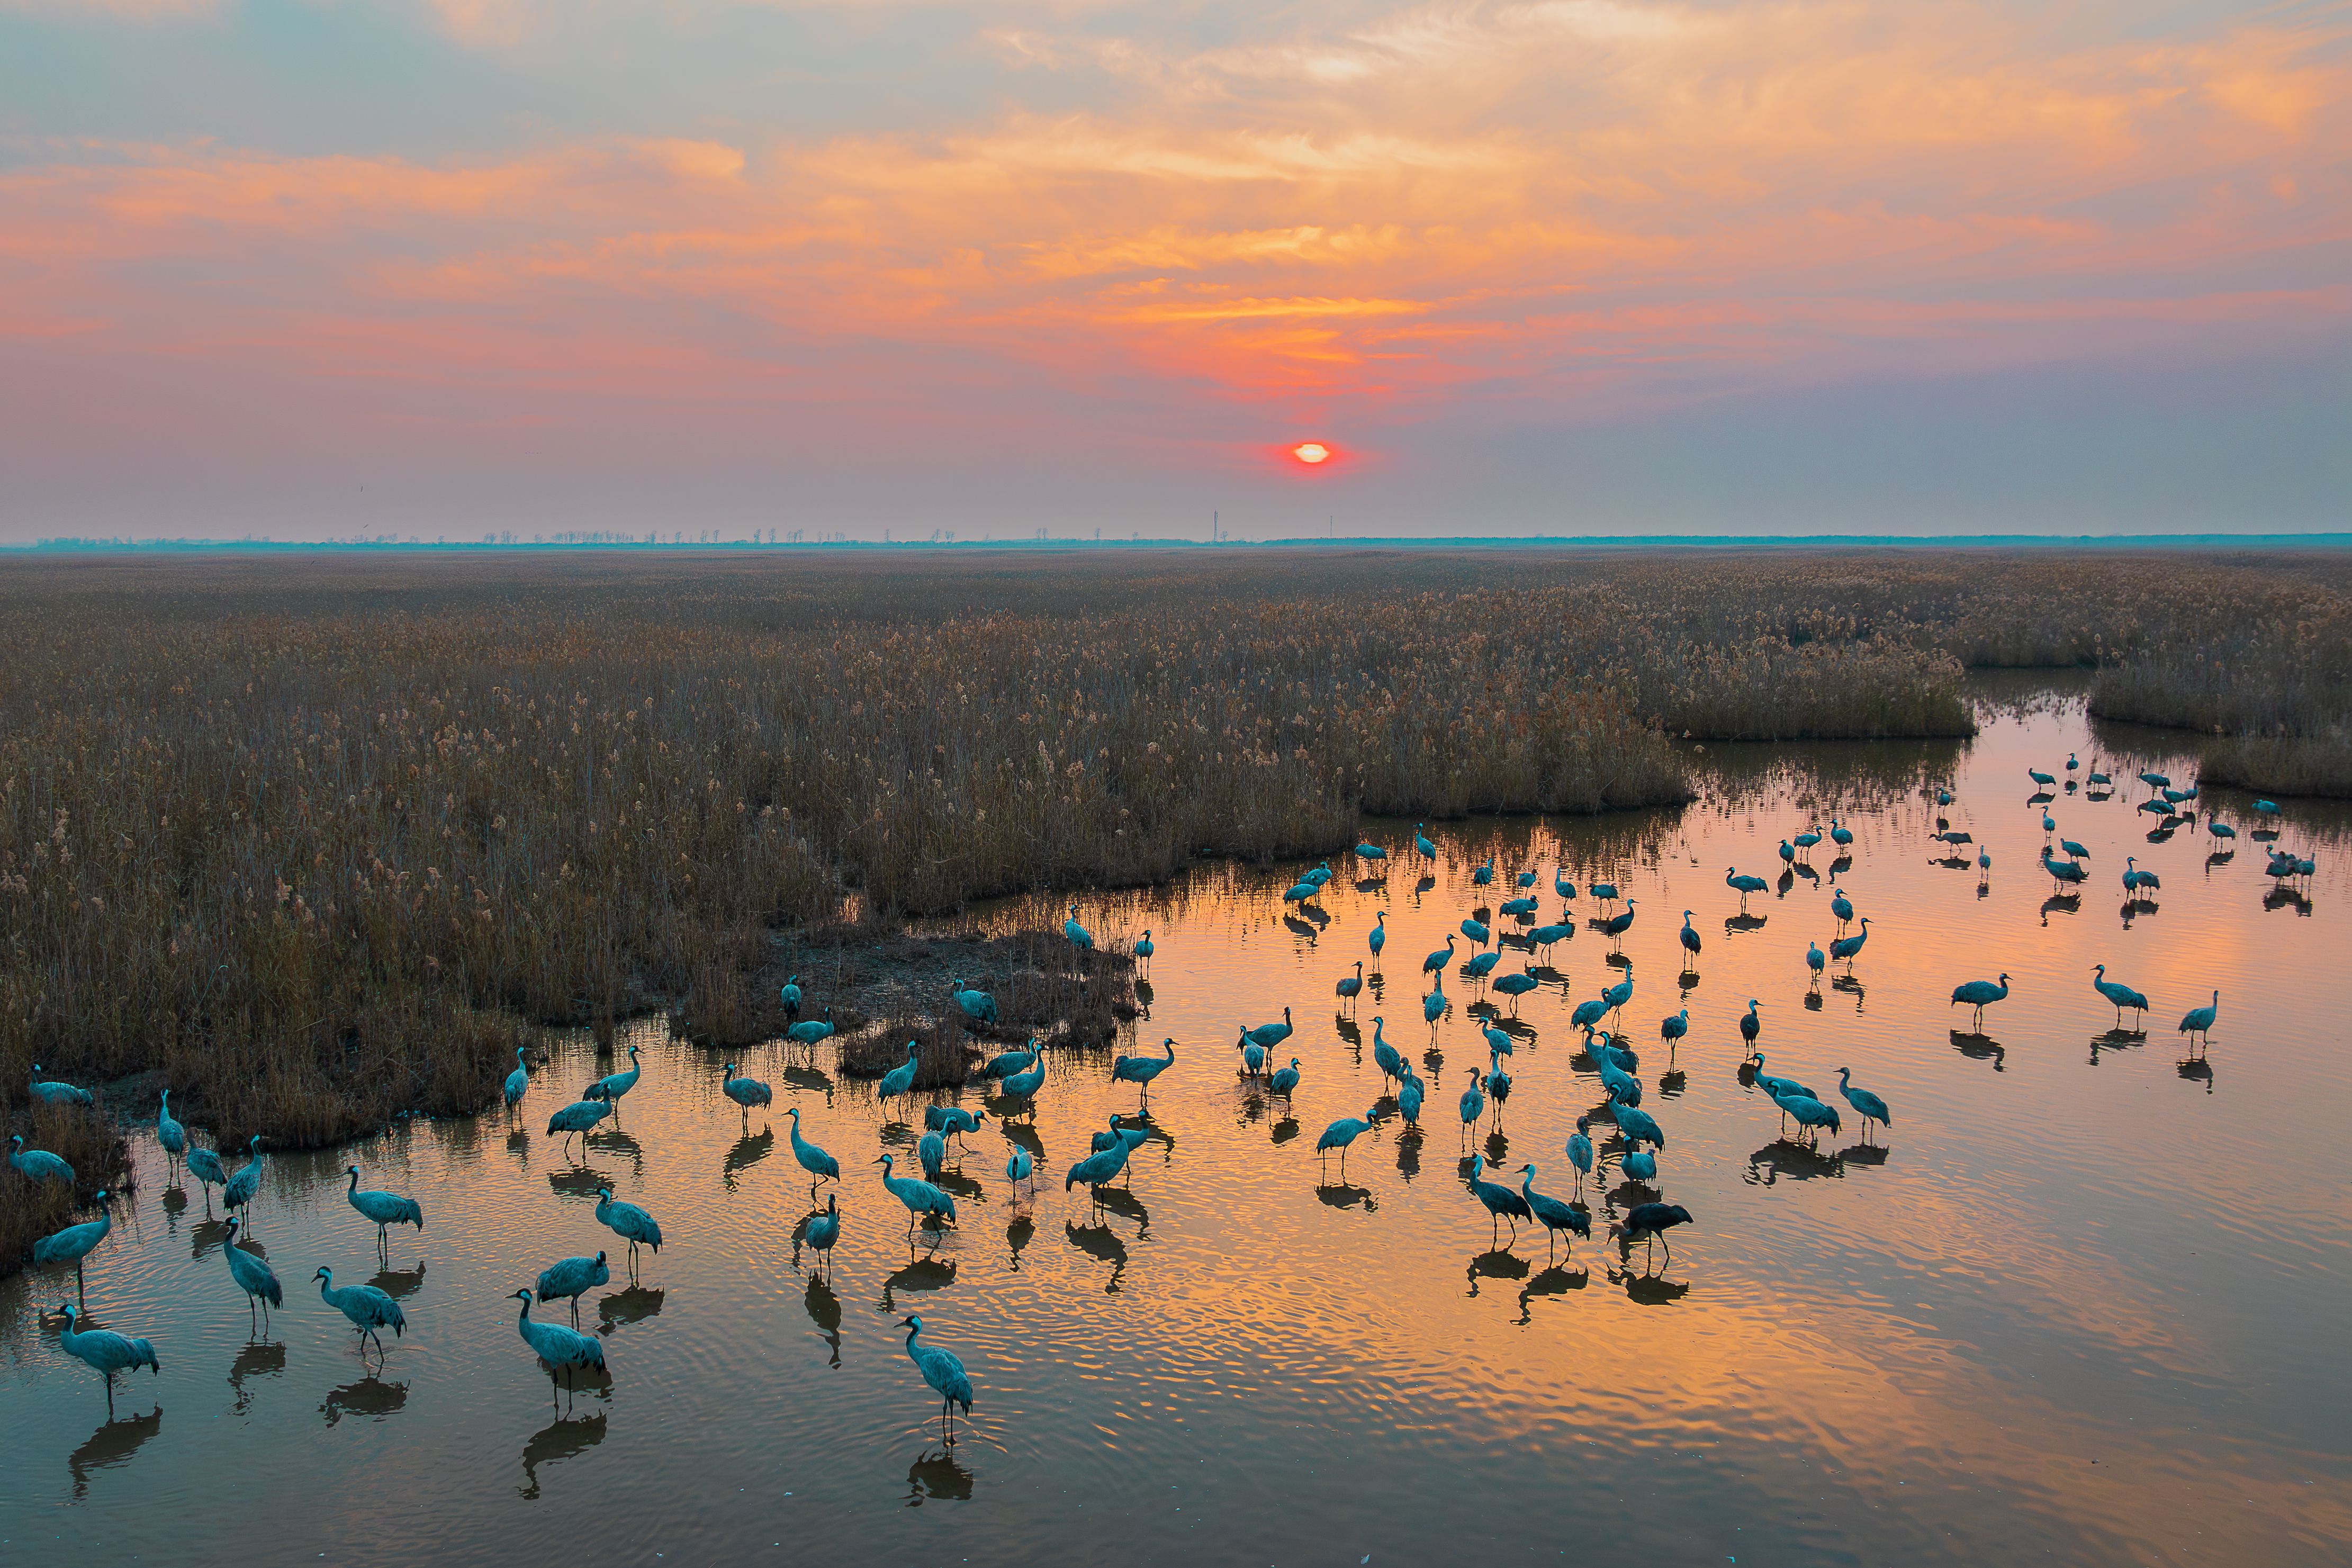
[6,680,2349,1566]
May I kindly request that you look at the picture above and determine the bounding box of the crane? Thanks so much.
[220,1216,282,1332]
[1393,1063,1419,1125]
[314,1267,405,1360]
[1465,1154,1531,1246]
[879,1153,960,1230]
[806,1193,842,1271]
[787,1008,837,1048]
[1316,1106,1377,1177]
[503,1049,531,1118]
[1336,961,1364,1003]
[1105,1043,1171,1105]
[155,1090,186,1179]
[535,1252,610,1327]
[33,1192,114,1306]
[1064,904,1093,950]
[1950,973,2012,1029]
[1835,1067,1891,1140]
[902,1313,975,1445]
[1566,1118,1594,1194]
[547,1098,612,1158]
[722,1064,774,1127]
[51,1302,159,1412]
[1371,1016,1403,1088]
[187,1141,226,1214]
[2178,990,2219,1047]
[584,1044,645,1118]
[949,981,999,1025]
[780,975,802,1024]
[29,1064,94,1107]
[1421,935,1458,976]
[2090,965,2150,1028]
[1679,911,1701,961]
[1725,867,1768,911]
[878,1041,922,1100]
[594,1186,665,1269]
[1519,1166,1589,1260]
[223,1136,265,1230]
[344,1166,424,1254]
[10,1134,74,1187]
[1609,1202,1693,1268]
[1830,917,1870,968]
[511,1287,607,1402]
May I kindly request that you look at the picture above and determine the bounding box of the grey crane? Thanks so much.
[1950,973,2012,1029]
[721,1063,774,1127]
[1519,1165,1588,1260]
[594,1186,665,1269]
[584,1045,645,1118]
[902,1313,975,1445]
[33,1191,114,1306]
[1465,1154,1532,1246]
[547,1098,612,1157]
[186,1142,227,1214]
[786,1106,841,1197]
[156,1090,186,1179]
[1316,1106,1377,1178]
[10,1134,75,1187]
[53,1301,159,1412]
[345,1166,424,1254]
[30,1064,94,1107]
[511,1288,606,1401]
[314,1266,405,1360]
[2091,965,2150,1028]
[805,1193,842,1272]
[535,1252,610,1327]
[220,1216,282,1333]
[877,1041,922,1100]
[503,1048,531,1118]
[1609,1202,1694,1269]
[877,1153,959,1231]
[1835,1067,1892,1140]
[222,1136,265,1230]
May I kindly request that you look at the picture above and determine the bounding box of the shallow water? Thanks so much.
[7,680,2349,1567]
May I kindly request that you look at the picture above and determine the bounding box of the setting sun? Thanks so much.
[1292,443,1330,465]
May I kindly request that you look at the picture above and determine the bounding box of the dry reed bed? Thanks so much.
[2,544,2342,1212]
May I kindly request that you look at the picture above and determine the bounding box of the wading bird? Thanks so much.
[11,1134,74,1187]
[1613,1104,1666,1153]
[33,1192,113,1305]
[344,1167,423,1253]
[1770,1086,1841,1143]
[1371,1017,1403,1087]
[780,975,801,1023]
[1660,1010,1689,1056]
[503,1049,531,1118]
[219,1216,281,1332]
[52,1302,158,1412]
[2178,990,2220,1047]
[806,1194,842,1266]
[722,1064,773,1125]
[511,1288,606,1399]
[1566,1118,1594,1193]
[1726,867,1768,911]
[949,981,998,1025]
[30,1065,93,1107]
[1246,1008,1295,1051]
[1680,911,1701,961]
[786,1106,841,1197]
[787,1008,836,1049]
[1623,1144,1658,1184]
[1601,901,1638,943]
[1520,1166,1588,1259]
[1807,942,1826,986]
[2091,965,2150,1028]
[1610,1203,1693,1269]
[1835,1068,1892,1140]
[223,1137,265,1229]
[1740,999,1762,1050]
[1316,1106,1377,1177]
[1394,1064,1419,1125]
[1457,1068,1485,1148]
[2122,857,2161,895]
[1135,930,1154,966]
[878,1041,922,1100]
[902,1313,975,1445]
[1422,935,1458,976]
[585,1044,644,1118]
[1064,904,1093,950]
[1336,961,1364,1003]
[879,1153,960,1229]
[1951,973,2012,1029]
[1830,918,1870,968]
[1369,912,1387,960]
[156,1091,186,1178]
[187,1142,226,1214]
[1465,1154,1531,1246]
[594,1186,665,1268]
[535,1252,609,1327]
[547,1098,612,1157]
[314,1267,404,1360]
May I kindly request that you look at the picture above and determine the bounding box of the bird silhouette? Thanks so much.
[1064,904,1093,950]
[1134,930,1154,965]
[1830,918,1870,967]
[878,1041,922,1100]
[1422,935,1458,976]
[1680,911,1701,960]
[1371,1017,1404,1087]
[1393,1064,1420,1125]
[584,1045,644,1116]
[547,1098,612,1157]
[223,1137,265,1229]
[787,1008,837,1048]
[1740,999,1762,1049]
[1609,1203,1693,1268]
[1612,1104,1666,1152]
[1726,867,1768,910]
[1806,942,1826,986]
[1113,1038,1177,1103]
[503,1050,531,1118]
[186,1142,226,1213]
[1566,1118,1595,1194]
[1369,912,1387,960]
[1316,1106,1376,1176]
[1336,961,1364,1002]
[1519,1165,1589,1259]
[721,1064,773,1125]
[1768,1086,1841,1143]
[780,975,802,1023]
[1456,1067,1485,1147]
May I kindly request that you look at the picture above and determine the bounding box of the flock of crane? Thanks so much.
[12,747,2301,1445]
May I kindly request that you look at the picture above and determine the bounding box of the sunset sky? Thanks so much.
[3,0,2346,539]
